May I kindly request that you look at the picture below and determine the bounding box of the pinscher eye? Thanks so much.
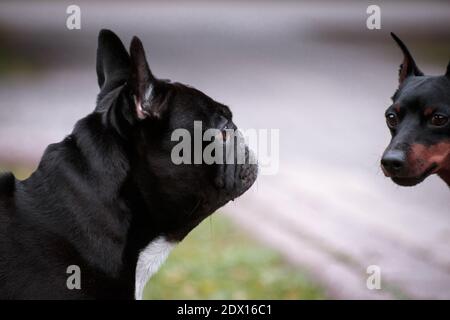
[430,114,448,127]
[386,113,398,128]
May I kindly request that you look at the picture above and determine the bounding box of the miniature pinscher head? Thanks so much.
[381,33,450,187]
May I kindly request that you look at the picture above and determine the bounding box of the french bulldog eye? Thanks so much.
[221,125,232,141]
[386,113,398,128]
[430,114,448,127]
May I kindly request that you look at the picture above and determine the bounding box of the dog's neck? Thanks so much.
[70,111,206,299]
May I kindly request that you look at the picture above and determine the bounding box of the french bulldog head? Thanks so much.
[95,30,258,240]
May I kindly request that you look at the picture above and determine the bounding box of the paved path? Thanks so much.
[0,1,449,299]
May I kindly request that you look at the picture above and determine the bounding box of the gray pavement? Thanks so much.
[0,1,449,299]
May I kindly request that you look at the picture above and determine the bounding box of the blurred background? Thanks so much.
[0,0,449,299]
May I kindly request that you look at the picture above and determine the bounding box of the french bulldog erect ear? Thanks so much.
[391,32,424,85]
[130,36,165,120]
[96,29,130,90]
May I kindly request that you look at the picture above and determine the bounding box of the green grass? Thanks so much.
[144,215,324,300]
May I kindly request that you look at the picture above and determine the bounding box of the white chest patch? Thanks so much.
[135,237,176,300]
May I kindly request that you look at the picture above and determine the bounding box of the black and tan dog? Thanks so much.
[381,33,450,187]
[0,30,257,299]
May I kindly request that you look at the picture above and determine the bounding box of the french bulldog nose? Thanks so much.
[381,150,406,175]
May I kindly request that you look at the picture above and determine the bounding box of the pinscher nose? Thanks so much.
[381,150,406,175]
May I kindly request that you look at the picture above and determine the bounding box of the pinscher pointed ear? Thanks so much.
[391,32,424,85]
[129,36,166,120]
[96,29,130,89]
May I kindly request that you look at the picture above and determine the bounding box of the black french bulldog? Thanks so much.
[381,33,450,187]
[0,30,257,299]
